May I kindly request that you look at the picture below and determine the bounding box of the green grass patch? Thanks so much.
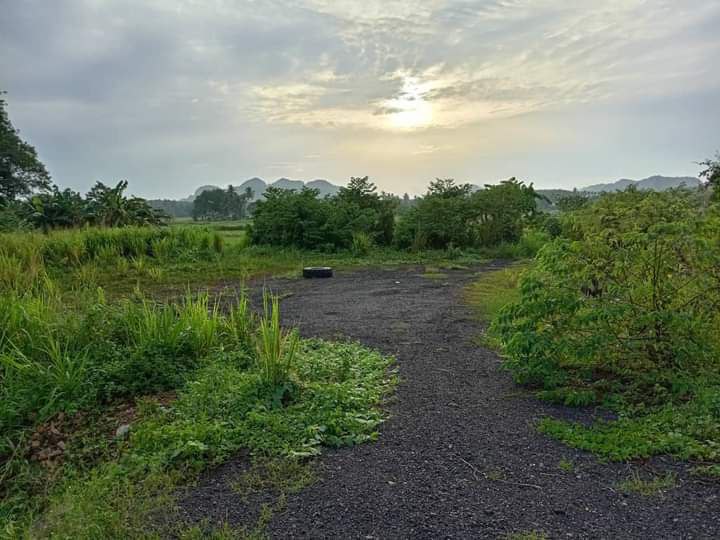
[464,263,528,325]
[6,339,395,537]
[537,385,720,462]
[616,471,677,496]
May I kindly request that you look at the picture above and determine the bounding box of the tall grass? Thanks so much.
[256,293,299,387]
[0,226,223,282]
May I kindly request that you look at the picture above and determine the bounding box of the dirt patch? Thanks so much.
[180,264,720,538]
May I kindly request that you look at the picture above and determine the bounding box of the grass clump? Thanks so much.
[616,471,677,496]
[255,293,299,388]
[465,263,527,324]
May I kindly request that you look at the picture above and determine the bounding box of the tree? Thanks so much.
[192,186,252,221]
[699,152,720,202]
[24,186,85,231]
[333,176,398,245]
[85,180,167,227]
[0,92,51,203]
[250,187,332,248]
[556,191,590,212]
[474,178,545,245]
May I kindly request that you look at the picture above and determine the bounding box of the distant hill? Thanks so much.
[236,177,268,199]
[192,185,220,199]
[306,179,341,197]
[581,175,700,193]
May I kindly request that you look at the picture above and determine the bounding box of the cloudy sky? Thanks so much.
[2,0,719,198]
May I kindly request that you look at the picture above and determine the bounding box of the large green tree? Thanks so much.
[0,93,50,204]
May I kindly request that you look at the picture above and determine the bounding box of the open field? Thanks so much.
[2,186,720,538]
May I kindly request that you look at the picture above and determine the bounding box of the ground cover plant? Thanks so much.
[0,240,396,537]
[491,186,720,466]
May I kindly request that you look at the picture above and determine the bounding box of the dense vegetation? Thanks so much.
[250,177,397,252]
[1,95,165,231]
[250,176,547,253]
[492,176,720,468]
[0,226,396,537]
[192,185,253,221]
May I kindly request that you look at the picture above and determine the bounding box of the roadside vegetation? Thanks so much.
[483,161,720,469]
[0,262,396,536]
[3,86,719,536]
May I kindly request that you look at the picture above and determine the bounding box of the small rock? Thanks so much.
[115,424,131,439]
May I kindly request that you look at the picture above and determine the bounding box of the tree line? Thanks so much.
[250,175,546,251]
[1,94,166,230]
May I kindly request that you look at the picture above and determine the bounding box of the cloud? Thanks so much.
[1,0,718,196]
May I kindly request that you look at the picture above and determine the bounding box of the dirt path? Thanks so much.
[181,265,720,539]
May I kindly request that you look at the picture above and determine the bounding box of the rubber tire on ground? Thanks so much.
[303,266,333,278]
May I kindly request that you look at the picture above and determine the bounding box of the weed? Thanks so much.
[255,293,299,388]
[558,459,574,472]
[351,232,372,257]
[616,471,677,496]
[231,458,315,501]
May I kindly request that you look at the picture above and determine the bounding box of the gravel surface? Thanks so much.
[180,264,720,539]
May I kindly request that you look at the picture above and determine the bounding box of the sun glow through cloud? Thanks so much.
[383,77,434,130]
[1,0,718,197]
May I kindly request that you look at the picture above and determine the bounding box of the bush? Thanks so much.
[351,232,372,256]
[395,178,543,250]
[494,189,720,402]
[250,187,333,249]
[250,178,398,251]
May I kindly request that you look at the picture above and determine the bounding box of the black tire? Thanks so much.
[303,266,333,278]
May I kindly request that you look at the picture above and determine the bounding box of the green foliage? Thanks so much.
[25,339,394,537]
[495,189,720,396]
[250,187,333,249]
[0,226,220,282]
[494,188,720,463]
[699,151,720,202]
[0,93,51,204]
[616,471,677,496]
[8,179,168,231]
[0,238,396,535]
[250,178,398,250]
[465,264,528,324]
[556,192,590,212]
[24,186,86,231]
[351,231,372,256]
[85,180,168,227]
[395,178,544,249]
[255,293,299,388]
[538,383,720,461]
[193,185,252,221]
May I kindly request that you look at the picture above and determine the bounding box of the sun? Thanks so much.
[383,77,433,130]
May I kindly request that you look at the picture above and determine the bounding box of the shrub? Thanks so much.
[494,190,720,402]
[250,187,333,249]
[395,178,543,250]
[250,178,398,251]
[351,232,372,256]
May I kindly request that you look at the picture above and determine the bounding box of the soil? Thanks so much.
[179,264,720,539]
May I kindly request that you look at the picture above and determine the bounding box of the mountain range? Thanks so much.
[580,175,700,193]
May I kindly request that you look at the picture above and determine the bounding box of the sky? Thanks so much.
[1,0,719,198]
